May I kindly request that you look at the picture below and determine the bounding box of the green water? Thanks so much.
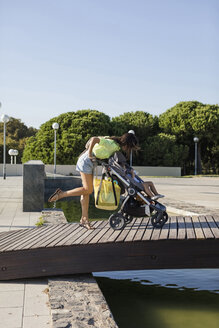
[95,277,219,328]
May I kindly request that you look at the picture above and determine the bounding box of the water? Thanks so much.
[94,269,219,293]
[45,199,219,327]
[94,269,219,328]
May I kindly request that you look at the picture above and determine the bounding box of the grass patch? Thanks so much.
[35,216,46,227]
[44,196,115,222]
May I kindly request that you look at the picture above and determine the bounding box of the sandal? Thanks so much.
[48,188,62,202]
[79,220,94,230]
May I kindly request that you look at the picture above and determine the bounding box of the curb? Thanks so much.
[166,206,200,216]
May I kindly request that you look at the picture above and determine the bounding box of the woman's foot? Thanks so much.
[79,219,94,230]
[48,188,63,202]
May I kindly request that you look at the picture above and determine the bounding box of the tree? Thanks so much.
[111,111,159,142]
[111,111,160,165]
[0,118,37,163]
[159,101,219,174]
[22,110,112,164]
[140,133,189,167]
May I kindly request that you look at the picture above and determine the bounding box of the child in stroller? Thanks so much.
[98,152,168,230]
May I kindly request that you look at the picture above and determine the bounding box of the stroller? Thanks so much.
[96,152,168,230]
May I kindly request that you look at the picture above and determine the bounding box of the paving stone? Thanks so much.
[23,315,51,328]
[0,290,24,308]
[0,307,23,328]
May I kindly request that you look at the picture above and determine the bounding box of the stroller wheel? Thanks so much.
[109,213,126,230]
[124,214,133,224]
[151,212,167,228]
[163,211,168,222]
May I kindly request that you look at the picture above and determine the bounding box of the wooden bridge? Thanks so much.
[0,215,219,280]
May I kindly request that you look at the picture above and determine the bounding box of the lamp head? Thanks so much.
[52,122,59,130]
[1,114,10,123]
[8,149,14,156]
[193,137,199,143]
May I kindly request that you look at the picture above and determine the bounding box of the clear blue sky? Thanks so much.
[1,0,219,128]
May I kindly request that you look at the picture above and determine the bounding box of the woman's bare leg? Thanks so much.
[79,173,94,228]
[80,194,90,222]
[49,172,93,201]
[48,172,94,229]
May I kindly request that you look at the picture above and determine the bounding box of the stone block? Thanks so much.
[23,160,45,212]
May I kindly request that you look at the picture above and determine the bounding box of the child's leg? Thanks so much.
[142,182,154,198]
[146,181,159,195]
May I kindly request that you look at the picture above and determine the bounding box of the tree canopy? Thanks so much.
[5,101,219,174]
[111,111,159,144]
[0,118,37,163]
[159,101,219,173]
[22,110,111,164]
[141,133,189,167]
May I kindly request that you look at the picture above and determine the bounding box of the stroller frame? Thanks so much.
[96,157,168,230]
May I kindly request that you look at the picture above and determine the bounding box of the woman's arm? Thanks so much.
[88,137,100,158]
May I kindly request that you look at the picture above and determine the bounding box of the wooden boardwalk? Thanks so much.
[0,215,219,280]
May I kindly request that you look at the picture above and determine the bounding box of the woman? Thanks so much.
[48,133,139,230]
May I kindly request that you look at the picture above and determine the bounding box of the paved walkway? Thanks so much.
[151,176,219,211]
[0,177,51,328]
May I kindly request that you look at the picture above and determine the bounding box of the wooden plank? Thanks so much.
[75,221,103,244]
[159,217,170,240]
[98,224,118,243]
[198,216,214,239]
[212,215,219,229]
[0,231,8,237]
[64,221,100,246]
[0,225,56,251]
[192,216,205,239]
[88,221,110,244]
[124,218,143,242]
[184,216,196,239]
[142,217,154,241]
[0,228,33,248]
[0,229,25,244]
[177,216,186,240]
[115,218,137,243]
[12,224,65,251]
[133,217,150,241]
[168,216,177,239]
[81,220,109,244]
[55,223,86,246]
[32,223,79,248]
[151,222,162,241]
[0,230,19,241]
[205,215,219,238]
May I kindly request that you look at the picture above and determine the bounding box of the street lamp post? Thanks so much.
[128,130,135,167]
[52,123,59,175]
[193,137,199,175]
[9,149,14,164]
[1,114,10,179]
[13,149,18,164]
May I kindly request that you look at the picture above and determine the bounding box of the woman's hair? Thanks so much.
[110,133,140,156]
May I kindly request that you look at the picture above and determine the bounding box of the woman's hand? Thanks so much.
[88,155,96,162]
